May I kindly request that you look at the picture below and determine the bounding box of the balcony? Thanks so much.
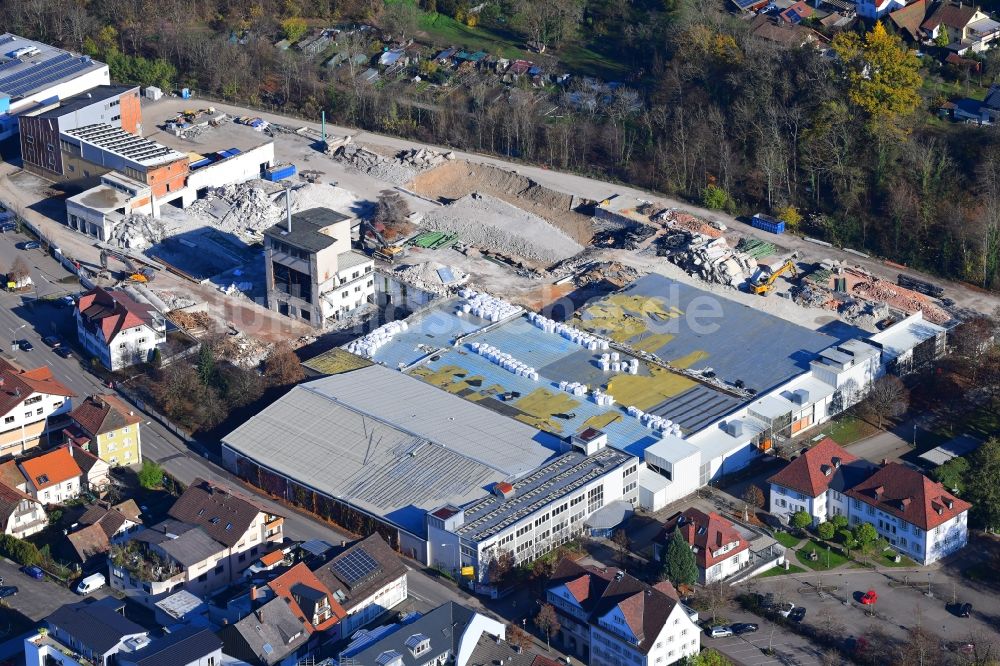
[110,542,182,583]
[26,631,95,666]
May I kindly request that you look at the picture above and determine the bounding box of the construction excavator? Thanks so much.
[359,218,407,263]
[100,249,156,283]
[750,252,798,296]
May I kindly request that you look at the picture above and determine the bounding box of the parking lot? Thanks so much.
[0,557,106,622]
[705,609,825,666]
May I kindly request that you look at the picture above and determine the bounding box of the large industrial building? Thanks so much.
[0,34,110,142]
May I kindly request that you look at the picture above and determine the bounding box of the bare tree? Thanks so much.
[534,603,561,648]
[864,375,910,429]
[507,624,532,652]
[8,257,29,282]
[380,0,418,42]
[263,342,304,386]
[700,581,734,624]
[612,529,630,566]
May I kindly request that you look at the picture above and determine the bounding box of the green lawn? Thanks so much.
[922,76,989,101]
[822,415,880,446]
[796,540,850,571]
[878,551,918,567]
[416,11,528,59]
[759,563,806,577]
[774,531,802,549]
[556,43,628,80]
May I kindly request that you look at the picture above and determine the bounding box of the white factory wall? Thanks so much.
[183,142,275,201]
[0,66,111,141]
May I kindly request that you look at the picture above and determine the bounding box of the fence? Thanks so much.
[115,382,197,447]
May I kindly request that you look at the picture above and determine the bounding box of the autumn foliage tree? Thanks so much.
[534,603,561,647]
[263,342,304,386]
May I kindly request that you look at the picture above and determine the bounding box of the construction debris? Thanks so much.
[167,308,214,333]
[333,144,418,185]
[109,214,166,251]
[188,181,284,240]
[394,147,455,169]
[392,261,469,295]
[592,223,657,250]
[656,210,724,238]
[658,231,757,287]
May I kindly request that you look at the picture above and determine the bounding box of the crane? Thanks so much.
[750,253,798,296]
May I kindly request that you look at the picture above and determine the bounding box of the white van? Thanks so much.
[75,573,106,595]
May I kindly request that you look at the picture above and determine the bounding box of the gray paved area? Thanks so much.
[0,557,107,622]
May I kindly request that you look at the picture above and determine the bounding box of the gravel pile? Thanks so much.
[421,193,583,265]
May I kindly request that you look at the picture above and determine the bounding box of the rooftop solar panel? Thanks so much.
[0,58,23,75]
[0,52,72,89]
[331,548,380,587]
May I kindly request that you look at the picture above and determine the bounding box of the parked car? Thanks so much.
[732,623,758,635]
[41,336,61,348]
[0,586,17,598]
[55,295,75,308]
[0,223,16,233]
[942,641,975,655]
[54,347,73,358]
[21,566,43,580]
[16,340,33,352]
[20,241,40,250]
[860,589,878,605]
[958,602,972,618]
[789,607,807,622]
[75,573,106,595]
[778,602,795,617]
[708,626,733,638]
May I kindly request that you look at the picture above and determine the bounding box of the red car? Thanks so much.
[860,589,878,605]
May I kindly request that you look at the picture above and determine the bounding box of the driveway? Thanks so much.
[0,557,105,622]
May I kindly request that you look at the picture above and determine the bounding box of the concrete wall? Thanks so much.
[374,271,438,311]
[184,142,274,196]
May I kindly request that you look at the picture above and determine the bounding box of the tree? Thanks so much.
[701,581,734,624]
[281,17,308,42]
[486,548,515,587]
[817,521,836,541]
[864,375,909,429]
[742,484,765,510]
[8,257,29,282]
[951,315,996,382]
[507,624,532,652]
[853,522,879,561]
[534,603,560,648]
[775,204,802,230]
[514,0,584,50]
[197,344,217,387]
[263,342,304,386]
[830,514,849,530]
[701,184,732,210]
[381,0,419,41]
[791,510,813,530]
[150,347,163,370]
[832,21,922,136]
[965,438,1000,531]
[138,460,164,489]
[663,529,698,586]
[372,190,412,239]
[935,29,950,47]
[839,529,857,553]
[932,456,969,493]
[612,529,630,565]
[689,648,734,666]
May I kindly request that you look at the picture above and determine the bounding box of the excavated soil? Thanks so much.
[408,160,594,245]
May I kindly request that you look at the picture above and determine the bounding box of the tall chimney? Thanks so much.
[285,185,293,233]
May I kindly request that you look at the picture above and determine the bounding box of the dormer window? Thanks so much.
[404,633,432,657]
[945,498,954,509]
[210,517,221,524]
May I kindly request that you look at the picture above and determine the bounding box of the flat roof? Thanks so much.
[301,348,373,376]
[453,447,636,542]
[918,434,983,468]
[222,366,557,535]
[68,183,140,214]
[338,250,372,271]
[154,590,205,619]
[868,314,945,361]
[264,208,351,252]
[643,432,701,465]
[64,124,186,167]
[0,34,106,100]
[33,84,134,119]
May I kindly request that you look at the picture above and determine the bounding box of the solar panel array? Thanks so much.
[331,548,381,588]
[67,124,182,165]
[0,35,17,49]
[0,52,97,98]
[0,58,24,75]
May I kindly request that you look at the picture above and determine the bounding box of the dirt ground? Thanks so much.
[408,160,595,245]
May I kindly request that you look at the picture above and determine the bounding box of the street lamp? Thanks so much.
[913,423,917,448]
[8,324,25,351]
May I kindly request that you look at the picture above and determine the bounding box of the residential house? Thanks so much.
[18,445,83,505]
[218,597,310,666]
[69,444,111,495]
[922,2,1000,52]
[466,633,563,666]
[0,356,74,457]
[67,500,144,562]
[0,481,46,538]
[659,509,751,584]
[312,533,409,639]
[66,393,143,466]
[845,462,970,565]
[984,83,1000,122]
[25,597,149,666]
[263,562,346,638]
[889,0,928,42]
[76,287,167,370]
[117,626,222,666]
[110,478,285,605]
[749,14,828,49]
[856,0,906,20]
[780,1,814,24]
[545,558,701,666]
[340,601,507,666]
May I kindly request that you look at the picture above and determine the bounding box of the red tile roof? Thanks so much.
[266,562,346,633]
[669,508,751,569]
[922,1,979,30]
[19,446,82,491]
[0,480,39,531]
[260,549,285,566]
[767,438,857,497]
[69,394,141,438]
[76,287,152,342]
[845,462,970,531]
[547,559,681,655]
[0,357,74,417]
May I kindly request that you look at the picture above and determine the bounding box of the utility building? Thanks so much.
[264,207,374,327]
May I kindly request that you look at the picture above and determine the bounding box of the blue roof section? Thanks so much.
[369,301,491,369]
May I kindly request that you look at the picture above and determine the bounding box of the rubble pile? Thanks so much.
[392,262,469,295]
[656,210,724,238]
[334,144,418,185]
[215,330,272,369]
[574,261,640,289]
[394,147,456,168]
[851,274,951,325]
[189,181,284,239]
[591,223,657,250]
[109,214,166,250]
[167,309,214,332]
[658,231,756,287]
[838,298,891,329]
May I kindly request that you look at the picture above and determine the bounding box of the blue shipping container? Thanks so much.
[181,88,191,99]
[751,214,785,235]
[264,164,297,181]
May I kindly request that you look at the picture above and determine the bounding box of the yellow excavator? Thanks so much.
[751,254,798,296]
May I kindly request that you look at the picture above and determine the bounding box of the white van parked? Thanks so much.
[75,573,106,595]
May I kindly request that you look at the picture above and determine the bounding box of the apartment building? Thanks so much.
[66,393,143,466]
[659,508,751,584]
[546,558,701,666]
[428,429,639,589]
[768,439,970,564]
[25,597,148,666]
[0,480,46,538]
[110,478,285,605]
[264,207,374,327]
[0,357,74,457]
[76,287,167,370]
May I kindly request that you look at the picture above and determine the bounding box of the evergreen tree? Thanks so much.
[663,529,698,586]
